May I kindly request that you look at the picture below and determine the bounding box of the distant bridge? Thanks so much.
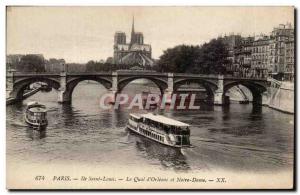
[6,71,269,105]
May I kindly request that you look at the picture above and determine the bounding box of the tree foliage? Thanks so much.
[155,45,201,73]
[17,55,46,72]
[85,61,152,72]
[156,38,230,74]
[45,58,65,72]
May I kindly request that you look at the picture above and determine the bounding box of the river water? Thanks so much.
[6,82,294,173]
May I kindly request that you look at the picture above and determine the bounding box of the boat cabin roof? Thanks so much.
[28,107,47,113]
[26,101,46,109]
[130,113,189,127]
[130,113,142,119]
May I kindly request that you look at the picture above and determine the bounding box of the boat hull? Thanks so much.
[24,117,47,131]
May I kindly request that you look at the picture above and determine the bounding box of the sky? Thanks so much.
[6,6,294,63]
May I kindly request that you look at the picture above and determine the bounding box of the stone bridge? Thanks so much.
[6,71,269,105]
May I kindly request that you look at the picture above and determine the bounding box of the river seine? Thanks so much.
[6,81,294,173]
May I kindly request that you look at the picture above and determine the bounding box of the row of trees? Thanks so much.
[7,55,86,73]
[85,61,154,72]
[7,38,230,74]
[7,54,46,72]
[7,54,141,73]
[154,38,230,74]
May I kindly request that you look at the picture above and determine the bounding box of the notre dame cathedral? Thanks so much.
[113,17,154,67]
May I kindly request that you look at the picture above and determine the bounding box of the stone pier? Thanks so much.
[58,72,70,103]
[214,75,225,105]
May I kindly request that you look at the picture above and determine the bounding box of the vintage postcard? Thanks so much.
[6,6,295,189]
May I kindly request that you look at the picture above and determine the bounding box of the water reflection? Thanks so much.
[131,132,190,171]
[251,105,263,118]
[59,104,77,127]
[26,127,47,140]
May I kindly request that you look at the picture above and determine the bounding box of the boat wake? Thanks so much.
[10,121,28,128]
[180,145,196,155]
[193,138,280,153]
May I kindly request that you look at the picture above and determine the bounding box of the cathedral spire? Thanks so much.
[132,15,135,34]
[130,15,135,44]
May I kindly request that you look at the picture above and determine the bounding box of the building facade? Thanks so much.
[251,35,270,70]
[285,38,294,74]
[113,17,154,67]
[234,36,254,69]
[224,23,294,80]
[269,23,294,80]
[220,34,242,71]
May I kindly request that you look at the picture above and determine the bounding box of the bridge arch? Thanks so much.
[117,76,168,95]
[63,76,112,103]
[10,77,61,100]
[173,79,218,103]
[223,81,267,105]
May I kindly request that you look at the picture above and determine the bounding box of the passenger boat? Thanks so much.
[24,101,48,130]
[127,113,191,148]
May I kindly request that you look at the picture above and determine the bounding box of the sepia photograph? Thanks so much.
[5,6,295,189]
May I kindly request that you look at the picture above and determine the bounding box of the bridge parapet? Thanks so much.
[173,73,268,81]
[223,75,268,81]
[174,73,220,79]
[12,72,61,76]
[116,71,169,77]
[68,72,113,76]
[10,71,268,80]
